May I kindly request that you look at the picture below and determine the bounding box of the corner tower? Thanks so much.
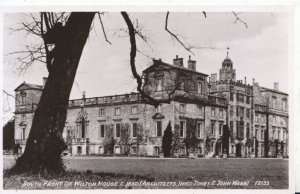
[219,47,236,81]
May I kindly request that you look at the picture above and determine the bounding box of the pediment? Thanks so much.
[152,113,165,120]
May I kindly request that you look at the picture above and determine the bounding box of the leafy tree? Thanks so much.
[3,117,15,151]
[162,121,172,157]
[183,118,199,156]
[171,124,181,157]
[221,125,230,155]
[118,123,131,155]
[103,124,115,154]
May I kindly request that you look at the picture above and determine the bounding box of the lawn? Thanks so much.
[3,157,288,189]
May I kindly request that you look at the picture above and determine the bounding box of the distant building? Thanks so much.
[14,52,288,158]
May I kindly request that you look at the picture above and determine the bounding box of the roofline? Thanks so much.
[14,83,43,91]
[143,59,209,77]
[260,87,288,96]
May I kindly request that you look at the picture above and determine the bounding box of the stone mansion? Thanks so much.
[14,53,289,158]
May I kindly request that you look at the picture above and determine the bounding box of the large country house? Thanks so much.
[14,53,289,158]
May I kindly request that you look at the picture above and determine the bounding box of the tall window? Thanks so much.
[261,129,264,140]
[180,104,186,112]
[132,123,138,137]
[272,97,276,109]
[99,108,105,116]
[211,122,215,135]
[198,82,202,94]
[197,122,203,138]
[131,106,138,115]
[236,121,239,137]
[236,106,239,116]
[21,128,26,140]
[230,121,233,134]
[156,121,162,137]
[277,130,280,140]
[197,105,203,115]
[21,114,26,122]
[99,124,105,138]
[240,107,244,117]
[219,123,223,136]
[246,109,250,118]
[230,106,234,117]
[246,96,250,104]
[180,80,185,90]
[156,104,162,112]
[282,99,287,111]
[21,93,26,105]
[180,121,186,137]
[246,123,250,138]
[115,123,121,138]
[219,109,223,118]
[211,108,216,117]
[239,122,244,138]
[115,107,121,116]
[239,94,244,103]
[230,92,234,101]
[156,77,162,91]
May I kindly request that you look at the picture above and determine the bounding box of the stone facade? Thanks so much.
[14,54,288,158]
[209,54,289,158]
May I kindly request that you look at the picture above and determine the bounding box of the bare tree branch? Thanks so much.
[232,12,248,28]
[165,11,195,55]
[97,12,112,45]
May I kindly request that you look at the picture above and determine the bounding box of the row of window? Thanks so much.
[156,77,203,94]
[160,121,224,139]
[211,108,224,118]
[99,106,138,116]
[230,106,251,118]
[271,97,287,111]
[229,92,251,104]
[229,121,251,138]
[98,123,139,138]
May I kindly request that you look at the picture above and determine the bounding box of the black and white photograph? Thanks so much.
[0,3,298,193]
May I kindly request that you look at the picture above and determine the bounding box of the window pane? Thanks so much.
[132,123,137,137]
[116,124,121,137]
[157,121,162,137]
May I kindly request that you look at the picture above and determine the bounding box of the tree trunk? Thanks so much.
[9,12,95,174]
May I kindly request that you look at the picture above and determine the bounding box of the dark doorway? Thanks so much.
[215,142,219,155]
[77,146,82,155]
[236,143,242,157]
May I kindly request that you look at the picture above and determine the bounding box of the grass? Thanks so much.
[3,157,289,189]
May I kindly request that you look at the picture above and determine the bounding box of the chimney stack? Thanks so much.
[187,55,196,71]
[43,77,48,88]
[244,76,247,84]
[173,55,183,67]
[274,82,279,91]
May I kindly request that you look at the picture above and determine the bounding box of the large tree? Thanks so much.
[9,13,96,174]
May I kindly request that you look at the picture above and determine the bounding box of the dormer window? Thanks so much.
[198,82,202,94]
[21,93,26,105]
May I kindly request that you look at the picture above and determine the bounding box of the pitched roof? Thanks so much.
[143,59,208,77]
[14,82,43,91]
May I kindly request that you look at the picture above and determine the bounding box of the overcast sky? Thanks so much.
[2,12,291,123]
